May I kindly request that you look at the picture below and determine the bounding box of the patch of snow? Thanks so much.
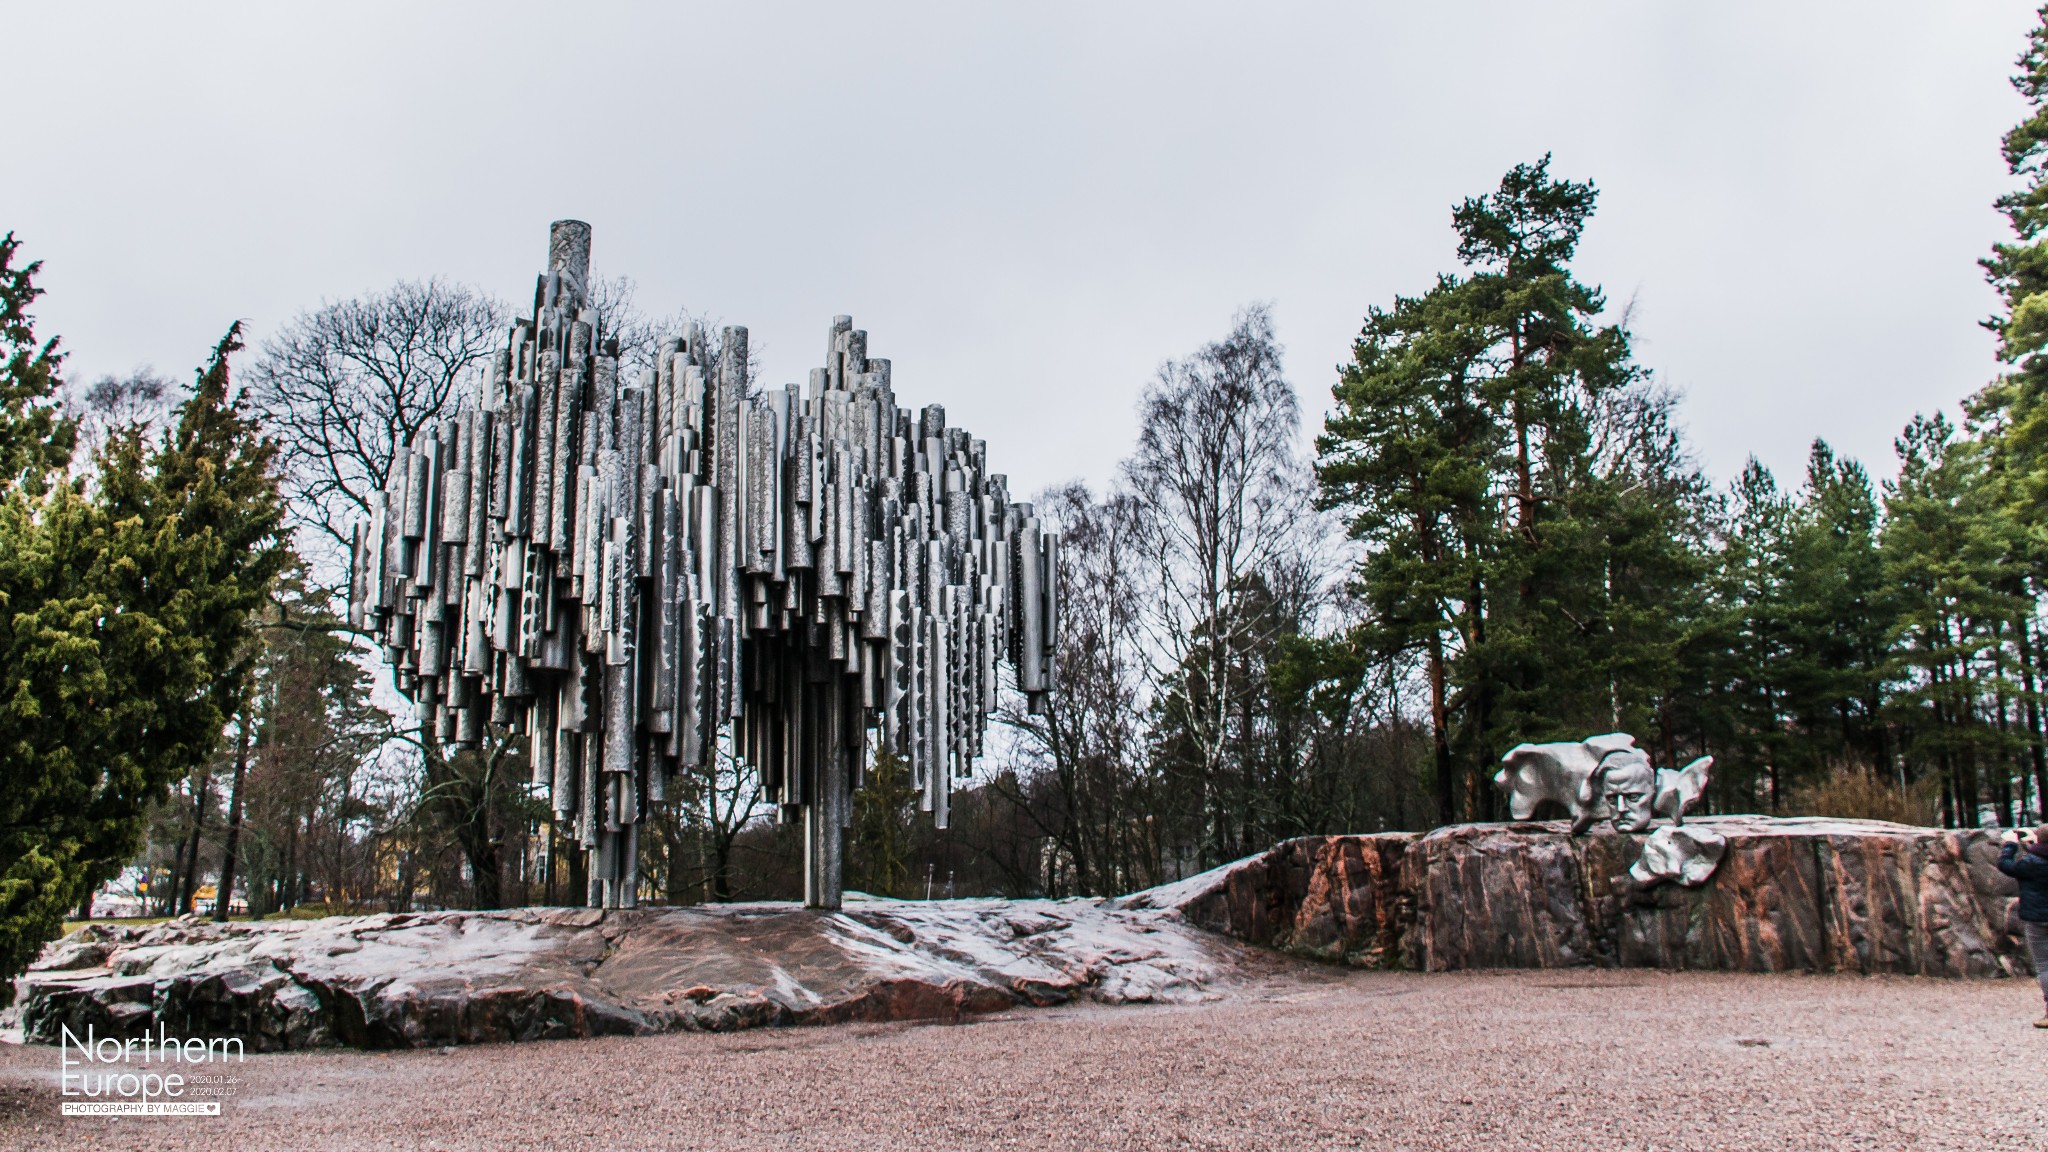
[1115,854,1269,912]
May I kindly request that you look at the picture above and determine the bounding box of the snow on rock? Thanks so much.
[10,899,1254,1051]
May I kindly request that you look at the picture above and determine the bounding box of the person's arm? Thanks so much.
[1998,838,2048,882]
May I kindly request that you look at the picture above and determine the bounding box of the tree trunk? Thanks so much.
[1467,573,1493,824]
[392,841,416,913]
[280,812,300,912]
[1935,694,1957,829]
[2020,615,2048,821]
[566,830,586,909]
[423,737,505,909]
[213,715,252,922]
[163,820,189,917]
[465,824,503,909]
[711,820,737,902]
[1510,328,1535,542]
[176,763,214,914]
[1429,633,1453,827]
[1994,656,2017,827]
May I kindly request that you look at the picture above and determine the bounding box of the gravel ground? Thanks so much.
[3,966,2043,1152]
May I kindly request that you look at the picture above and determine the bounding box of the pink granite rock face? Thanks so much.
[1140,816,2030,977]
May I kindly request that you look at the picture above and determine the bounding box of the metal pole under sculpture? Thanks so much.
[350,220,1058,910]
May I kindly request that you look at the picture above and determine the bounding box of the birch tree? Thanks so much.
[1124,306,1320,867]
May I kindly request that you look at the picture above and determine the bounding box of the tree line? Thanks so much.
[870,14,2048,893]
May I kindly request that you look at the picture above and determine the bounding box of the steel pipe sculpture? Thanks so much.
[349,220,1058,910]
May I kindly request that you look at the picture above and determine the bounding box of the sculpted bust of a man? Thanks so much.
[1594,749,1658,832]
[1580,746,1711,834]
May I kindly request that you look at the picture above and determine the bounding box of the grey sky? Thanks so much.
[5,2,2034,499]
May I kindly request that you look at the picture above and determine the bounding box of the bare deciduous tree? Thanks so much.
[997,482,1156,895]
[645,741,770,902]
[1121,304,1323,868]
[246,279,505,576]
[68,369,182,452]
[244,280,507,904]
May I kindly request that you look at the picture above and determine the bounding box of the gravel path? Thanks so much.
[3,967,2042,1151]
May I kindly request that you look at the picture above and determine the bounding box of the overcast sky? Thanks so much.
[4,2,2036,498]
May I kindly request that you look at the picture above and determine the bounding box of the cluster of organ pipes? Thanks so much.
[349,221,1059,910]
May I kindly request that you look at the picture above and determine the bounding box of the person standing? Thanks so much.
[1997,826,2048,1028]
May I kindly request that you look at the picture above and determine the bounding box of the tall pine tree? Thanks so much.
[1319,159,1704,823]
[93,324,288,910]
[1982,6,2048,512]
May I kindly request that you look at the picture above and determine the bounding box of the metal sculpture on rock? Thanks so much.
[349,221,1058,911]
[1494,732,1723,887]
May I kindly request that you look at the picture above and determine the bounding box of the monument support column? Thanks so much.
[804,679,848,909]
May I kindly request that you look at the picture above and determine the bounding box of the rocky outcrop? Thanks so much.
[1132,816,2030,976]
[10,898,1249,1050]
[15,817,2028,1051]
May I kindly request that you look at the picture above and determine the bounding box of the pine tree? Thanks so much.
[1981,7,2048,512]
[1319,159,1701,823]
[1707,460,1794,808]
[1968,3,2048,829]
[1318,277,1499,824]
[1882,415,2023,827]
[1778,443,1896,782]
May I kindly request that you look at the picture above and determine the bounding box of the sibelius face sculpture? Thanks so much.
[1493,732,1724,887]
[349,221,1058,911]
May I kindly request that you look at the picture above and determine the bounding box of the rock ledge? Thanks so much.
[15,816,2030,1050]
[10,898,1248,1050]
[1133,816,2030,976]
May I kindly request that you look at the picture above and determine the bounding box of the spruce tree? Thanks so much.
[0,234,74,490]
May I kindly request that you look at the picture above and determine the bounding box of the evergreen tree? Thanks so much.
[0,254,286,994]
[1317,275,1498,824]
[230,574,391,916]
[85,325,289,908]
[1882,415,2023,826]
[1319,159,1704,822]
[0,235,74,491]
[848,750,917,898]
[1967,2,2048,829]
[1577,385,1718,766]
[1779,444,1896,781]
[1980,6,2048,513]
[0,234,91,992]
